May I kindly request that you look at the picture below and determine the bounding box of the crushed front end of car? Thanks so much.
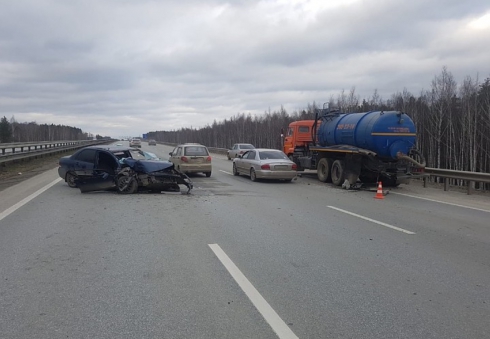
[118,158,193,194]
[77,159,193,194]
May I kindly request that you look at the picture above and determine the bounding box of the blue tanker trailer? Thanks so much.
[283,104,427,187]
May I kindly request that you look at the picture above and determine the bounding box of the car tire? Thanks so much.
[227,154,231,160]
[117,175,138,194]
[233,163,239,176]
[205,172,211,177]
[66,172,77,188]
[250,168,257,182]
[331,160,345,186]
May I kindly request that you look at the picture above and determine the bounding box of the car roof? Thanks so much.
[237,143,254,146]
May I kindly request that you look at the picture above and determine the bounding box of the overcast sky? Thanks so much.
[1,0,489,138]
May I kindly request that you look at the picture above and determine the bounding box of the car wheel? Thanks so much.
[233,163,239,176]
[331,160,345,186]
[250,168,257,182]
[205,172,211,177]
[117,175,138,194]
[227,154,231,160]
[66,172,77,188]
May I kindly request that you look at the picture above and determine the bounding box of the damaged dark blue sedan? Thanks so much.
[58,146,193,194]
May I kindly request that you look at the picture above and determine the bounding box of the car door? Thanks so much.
[235,150,247,173]
[76,150,119,192]
[169,146,182,166]
[72,149,97,176]
[239,150,255,174]
[94,150,119,175]
[246,150,259,173]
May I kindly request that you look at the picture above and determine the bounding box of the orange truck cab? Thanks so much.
[282,120,318,159]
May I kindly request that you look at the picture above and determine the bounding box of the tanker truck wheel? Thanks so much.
[317,158,332,182]
[331,160,345,186]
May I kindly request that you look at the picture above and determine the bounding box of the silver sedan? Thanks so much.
[232,148,297,182]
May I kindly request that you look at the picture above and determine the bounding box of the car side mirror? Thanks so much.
[238,154,243,158]
[169,152,172,156]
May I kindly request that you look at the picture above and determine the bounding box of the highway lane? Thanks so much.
[0,142,489,338]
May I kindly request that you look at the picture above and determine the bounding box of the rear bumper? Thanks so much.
[58,167,67,180]
[256,170,297,180]
[180,164,212,173]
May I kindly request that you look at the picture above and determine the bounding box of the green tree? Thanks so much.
[0,116,12,143]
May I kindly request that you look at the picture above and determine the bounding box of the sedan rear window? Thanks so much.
[259,151,288,160]
[184,146,209,156]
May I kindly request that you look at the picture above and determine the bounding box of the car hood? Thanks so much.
[122,158,174,173]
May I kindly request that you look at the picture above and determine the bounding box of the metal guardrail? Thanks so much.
[0,140,99,156]
[0,139,113,166]
[423,168,490,195]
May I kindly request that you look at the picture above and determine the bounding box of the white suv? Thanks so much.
[129,138,142,148]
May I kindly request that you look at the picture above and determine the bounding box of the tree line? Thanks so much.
[0,116,97,143]
[148,67,490,182]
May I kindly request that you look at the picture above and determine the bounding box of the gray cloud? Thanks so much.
[1,0,489,137]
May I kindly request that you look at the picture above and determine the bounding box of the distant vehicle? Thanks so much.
[232,148,297,182]
[148,139,157,146]
[169,143,212,177]
[58,146,192,193]
[227,143,255,160]
[129,138,142,148]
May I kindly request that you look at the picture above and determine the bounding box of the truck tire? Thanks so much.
[317,158,331,182]
[331,160,345,186]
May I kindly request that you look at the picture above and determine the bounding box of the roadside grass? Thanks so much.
[0,151,72,191]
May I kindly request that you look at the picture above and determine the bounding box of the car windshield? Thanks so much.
[259,151,288,160]
[184,146,208,156]
[240,144,254,149]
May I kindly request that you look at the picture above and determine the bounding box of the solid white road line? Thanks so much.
[219,170,233,175]
[0,178,62,222]
[390,192,490,213]
[327,206,416,235]
[208,244,299,339]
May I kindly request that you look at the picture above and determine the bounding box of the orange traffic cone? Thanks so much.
[374,182,384,199]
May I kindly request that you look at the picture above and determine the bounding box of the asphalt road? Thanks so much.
[1,142,489,339]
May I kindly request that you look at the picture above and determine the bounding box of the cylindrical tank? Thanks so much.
[317,111,417,159]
